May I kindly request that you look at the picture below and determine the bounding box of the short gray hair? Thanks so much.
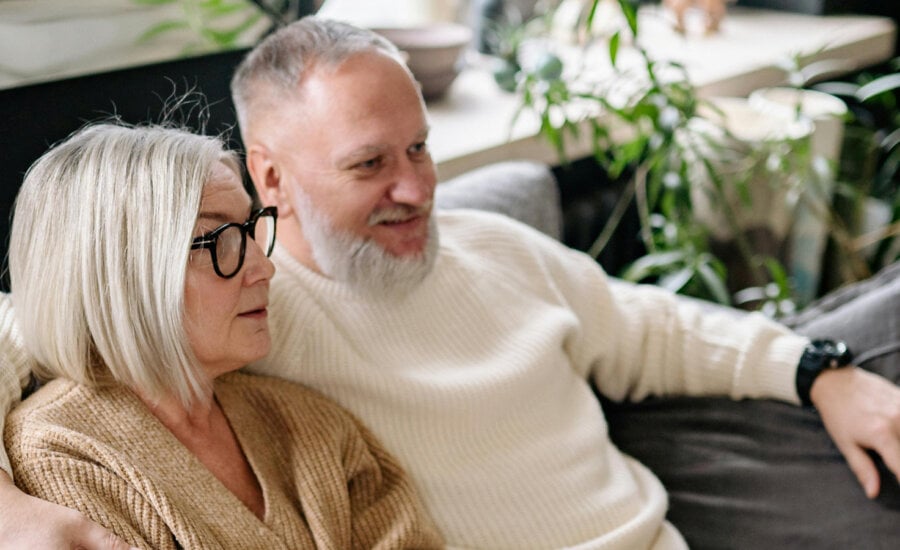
[231,15,404,139]
[9,123,240,407]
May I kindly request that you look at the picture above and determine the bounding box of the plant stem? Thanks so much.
[632,163,654,253]
[588,171,638,258]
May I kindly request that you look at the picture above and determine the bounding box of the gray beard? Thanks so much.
[294,190,440,297]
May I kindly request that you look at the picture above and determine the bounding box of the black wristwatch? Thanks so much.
[795,339,853,407]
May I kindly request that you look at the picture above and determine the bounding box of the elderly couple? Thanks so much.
[0,16,898,550]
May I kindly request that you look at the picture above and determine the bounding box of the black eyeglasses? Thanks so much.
[190,206,277,279]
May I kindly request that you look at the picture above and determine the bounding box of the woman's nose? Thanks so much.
[243,238,276,284]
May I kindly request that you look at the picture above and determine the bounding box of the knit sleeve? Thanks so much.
[342,420,444,549]
[478,212,809,404]
[594,278,807,402]
[0,293,34,479]
[547,244,808,403]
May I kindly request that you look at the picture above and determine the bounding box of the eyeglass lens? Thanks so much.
[215,212,276,277]
[215,225,245,276]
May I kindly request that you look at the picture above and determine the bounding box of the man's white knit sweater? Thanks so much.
[248,209,809,549]
[0,293,34,477]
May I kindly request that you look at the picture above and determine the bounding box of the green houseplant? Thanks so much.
[487,0,817,315]
[810,58,900,286]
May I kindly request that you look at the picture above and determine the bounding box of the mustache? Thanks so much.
[367,202,432,226]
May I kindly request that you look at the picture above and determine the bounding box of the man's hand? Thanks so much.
[0,470,136,550]
[812,367,900,499]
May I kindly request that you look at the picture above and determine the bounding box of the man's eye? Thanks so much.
[355,157,382,170]
[409,142,429,155]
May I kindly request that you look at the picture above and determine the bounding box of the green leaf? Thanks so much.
[733,286,766,305]
[659,267,694,294]
[800,58,857,85]
[609,31,621,68]
[617,0,639,37]
[697,261,731,304]
[811,81,860,99]
[857,73,900,102]
[621,250,688,281]
[880,127,900,152]
[585,0,602,30]
[138,20,190,43]
[763,258,789,290]
[201,1,255,17]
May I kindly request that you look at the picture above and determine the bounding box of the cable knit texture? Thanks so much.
[246,209,808,549]
[0,293,33,478]
[4,372,443,549]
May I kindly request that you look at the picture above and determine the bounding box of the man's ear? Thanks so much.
[246,145,293,217]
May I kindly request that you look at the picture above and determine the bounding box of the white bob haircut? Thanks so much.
[9,123,241,407]
[230,15,409,141]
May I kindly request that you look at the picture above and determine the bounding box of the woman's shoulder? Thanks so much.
[219,371,358,426]
[7,378,91,430]
[4,379,155,483]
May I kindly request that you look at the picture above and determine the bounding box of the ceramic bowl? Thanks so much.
[372,23,472,100]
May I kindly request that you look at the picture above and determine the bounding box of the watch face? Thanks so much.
[810,339,852,367]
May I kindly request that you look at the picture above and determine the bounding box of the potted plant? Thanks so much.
[807,57,900,291]
[134,0,320,53]
[485,0,818,315]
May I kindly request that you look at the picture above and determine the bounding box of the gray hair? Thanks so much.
[9,123,240,407]
[231,15,404,140]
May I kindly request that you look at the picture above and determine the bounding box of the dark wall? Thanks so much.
[0,49,250,290]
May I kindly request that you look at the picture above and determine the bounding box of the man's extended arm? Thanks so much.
[0,470,138,550]
[0,293,134,549]
[517,225,900,499]
[0,292,32,478]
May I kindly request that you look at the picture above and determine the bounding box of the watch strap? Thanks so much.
[796,339,852,407]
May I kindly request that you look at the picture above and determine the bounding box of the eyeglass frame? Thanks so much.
[190,206,278,279]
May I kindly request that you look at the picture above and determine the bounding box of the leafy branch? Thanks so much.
[497,0,815,312]
[133,0,311,54]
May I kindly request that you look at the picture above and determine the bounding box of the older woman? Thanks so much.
[3,123,442,549]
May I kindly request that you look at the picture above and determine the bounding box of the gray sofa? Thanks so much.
[436,160,900,550]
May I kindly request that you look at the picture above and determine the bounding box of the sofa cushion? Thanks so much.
[783,260,900,384]
[435,160,562,241]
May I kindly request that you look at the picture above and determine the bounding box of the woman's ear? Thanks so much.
[246,145,292,217]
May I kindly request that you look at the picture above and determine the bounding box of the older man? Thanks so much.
[231,16,900,549]
[2,15,900,550]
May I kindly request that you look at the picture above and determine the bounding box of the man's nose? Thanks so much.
[389,159,436,206]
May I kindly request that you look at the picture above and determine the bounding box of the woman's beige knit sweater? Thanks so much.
[4,371,443,549]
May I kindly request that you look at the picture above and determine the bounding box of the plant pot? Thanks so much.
[748,87,848,304]
[688,96,814,293]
